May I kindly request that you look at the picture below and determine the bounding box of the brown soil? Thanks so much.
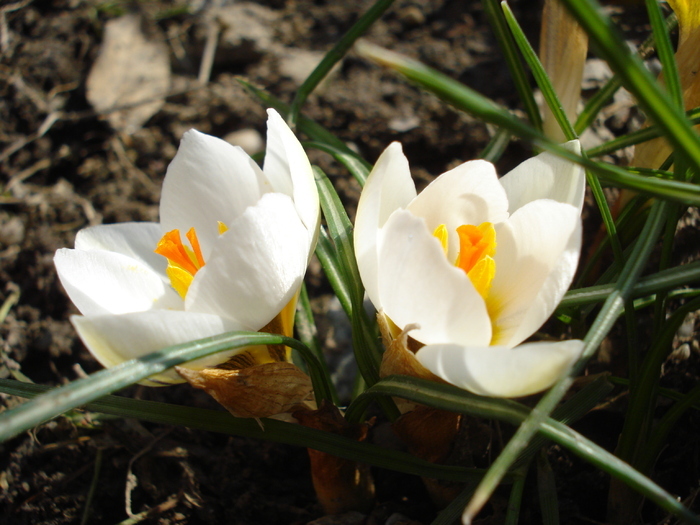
[1,0,699,524]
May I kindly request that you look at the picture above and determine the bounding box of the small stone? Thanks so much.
[224,128,264,155]
[215,3,277,62]
[677,314,696,339]
[278,48,331,87]
[582,58,613,90]
[670,343,691,361]
[388,115,420,133]
[398,5,425,26]
[0,216,25,247]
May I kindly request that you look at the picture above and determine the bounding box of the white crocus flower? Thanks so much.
[355,141,585,398]
[54,109,319,385]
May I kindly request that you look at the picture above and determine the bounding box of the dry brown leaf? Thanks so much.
[539,0,588,142]
[175,362,313,419]
[377,315,442,414]
[86,14,170,134]
[294,404,375,515]
[377,313,466,507]
[392,406,464,508]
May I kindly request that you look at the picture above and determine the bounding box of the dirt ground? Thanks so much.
[1,0,699,523]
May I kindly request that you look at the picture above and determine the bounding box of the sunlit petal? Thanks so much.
[489,200,581,347]
[74,222,166,278]
[186,192,309,329]
[377,210,491,347]
[354,142,416,308]
[407,160,508,260]
[54,248,181,316]
[71,311,249,385]
[263,109,319,235]
[415,340,583,397]
[160,129,268,254]
[499,140,585,213]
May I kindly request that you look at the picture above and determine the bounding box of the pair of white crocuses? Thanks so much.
[54,109,585,398]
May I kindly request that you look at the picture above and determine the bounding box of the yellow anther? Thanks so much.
[465,252,496,299]
[432,224,449,255]
[432,222,497,300]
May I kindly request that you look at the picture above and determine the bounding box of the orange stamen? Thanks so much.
[154,230,199,275]
[455,223,496,274]
[186,227,205,267]
[154,228,206,299]
[432,222,497,299]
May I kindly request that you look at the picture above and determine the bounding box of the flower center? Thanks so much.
[155,222,228,299]
[433,222,496,299]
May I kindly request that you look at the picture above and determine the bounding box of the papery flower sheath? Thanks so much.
[634,0,700,169]
[539,0,588,142]
[354,141,585,397]
[54,109,319,385]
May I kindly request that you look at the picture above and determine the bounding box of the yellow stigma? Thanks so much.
[432,224,449,256]
[433,222,496,299]
[154,228,206,299]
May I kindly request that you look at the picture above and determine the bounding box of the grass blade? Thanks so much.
[504,468,528,525]
[238,78,363,160]
[559,0,700,175]
[559,259,700,309]
[645,0,682,110]
[501,1,575,140]
[314,166,381,377]
[315,226,354,317]
[500,0,625,274]
[287,0,396,129]
[314,167,397,419]
[295,283,339,404]
[304,141,371,186]
[574,13,677,134]
[482,0,542,130]
[352,375,700,525]
[0,331,331,442]
[479,128,512,162]
[463,200,670,521]
[355,40,700,206]
[537,451,560,525]
[586,107,700,157]
[0,379,488,483]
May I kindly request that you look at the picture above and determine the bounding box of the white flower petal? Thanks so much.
[74,222,166,279]
[354,142,416,307]
[262,109,319,235]
[415,339,583,397]
[160,129,268,254]
[499,140,585,213]
[54,248,181,316]
[377,210,492,347]
[407,160,509,260]
[186,192,309,329]
[72,311,248,385]
[489,200,581,347]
